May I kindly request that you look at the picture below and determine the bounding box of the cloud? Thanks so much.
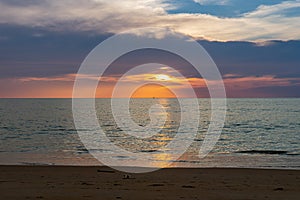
[0,0,169,32]
[223,75,300,97]
[0,1,299,98]
[193,0,229,5]
[1,73,299,98]
[223,75,300,89]
[244,0,300,18]
[0,0,299,41]
[1,27,300,81]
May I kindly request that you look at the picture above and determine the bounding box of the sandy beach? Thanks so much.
[0,166,299,200]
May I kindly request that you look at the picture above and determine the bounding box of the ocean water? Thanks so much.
[0,98,299,169]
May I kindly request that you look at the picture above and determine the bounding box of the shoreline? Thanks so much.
[1,150,299,170]
[1,163,300,170]
[1,165,299,200]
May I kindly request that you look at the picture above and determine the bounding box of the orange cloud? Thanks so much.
[1,73,299,98]
[223,75,300,89]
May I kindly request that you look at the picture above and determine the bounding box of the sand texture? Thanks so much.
[0,166,299,200]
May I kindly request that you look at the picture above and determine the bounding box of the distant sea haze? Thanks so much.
[0,98,299,169]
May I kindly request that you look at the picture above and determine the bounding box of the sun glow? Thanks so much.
[155,74,172,81]
[131,84,176,98]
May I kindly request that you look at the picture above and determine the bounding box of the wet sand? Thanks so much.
[0,166,299,200]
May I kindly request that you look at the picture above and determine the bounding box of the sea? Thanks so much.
[0,98,299,169]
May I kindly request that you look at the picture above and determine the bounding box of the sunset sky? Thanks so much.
[0,0,300,98]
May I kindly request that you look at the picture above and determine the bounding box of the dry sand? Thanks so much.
[0,166,299,200]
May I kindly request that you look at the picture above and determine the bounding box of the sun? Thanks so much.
[131,84,176,98]
[155,74,172,81]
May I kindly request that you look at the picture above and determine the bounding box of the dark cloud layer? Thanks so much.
[0,25,109,78]
[200,40,300,79]
[0,25,299,97]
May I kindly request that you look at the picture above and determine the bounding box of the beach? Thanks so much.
[1,0,300,199]
[0,166,299,200]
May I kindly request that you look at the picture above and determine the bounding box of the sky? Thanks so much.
[0,0,300,98]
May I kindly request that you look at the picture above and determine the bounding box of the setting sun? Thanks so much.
[155,74,172,81]
[131,84,176,98]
